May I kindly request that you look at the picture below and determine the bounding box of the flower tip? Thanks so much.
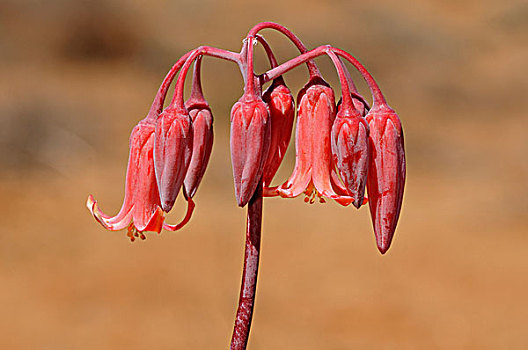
[376,240,391,255]
[235,191,250,207]
[160,199,175,213]
[86,194,95,211]
[352,195,368,209]
[352,198,362,209]
[85,194,112,230]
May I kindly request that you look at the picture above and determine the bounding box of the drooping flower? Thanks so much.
[331,103,370,208]
[277,78,359,206]
[87,118,166,241]
[366,104,406,254]
[230,96,271,207]
[183,101,214,199]
[154,106,193,212]
[261,77,294,187]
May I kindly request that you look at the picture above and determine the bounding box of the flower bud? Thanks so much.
[366,105,406,254]
[230,98,271,207]
[183,103,214,198]
[154,106,193,212]
[261,78,294,186]
[331,106,369,208]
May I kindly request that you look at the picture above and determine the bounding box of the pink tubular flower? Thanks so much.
[278,78,358,206]
[154,106,193,212]
[261,77,294,187]
[230,97,271,207]
[366,105,406,254]
[87,118,165,241]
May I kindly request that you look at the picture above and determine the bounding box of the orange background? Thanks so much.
[1,0,527,348]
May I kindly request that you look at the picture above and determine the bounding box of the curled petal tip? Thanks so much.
[163,198,195,231]
[86,194,132,231]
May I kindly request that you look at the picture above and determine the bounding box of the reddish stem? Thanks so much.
[172,46,241,110]
[331,47,387,108]
[255,35,278,68]
[230,183,263,350]
[262,46,387,108]
[147,47,240,117]
[147,51,193,119]
[339,57,360,95]
[244,36,258,98]
[248,21,320,78]
[189,55,206,104]
[327,50,354,110]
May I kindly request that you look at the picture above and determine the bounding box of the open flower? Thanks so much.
[277,79,359,206]
[87,118,165,241]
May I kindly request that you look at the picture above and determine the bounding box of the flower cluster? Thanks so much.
[87,22,405,253]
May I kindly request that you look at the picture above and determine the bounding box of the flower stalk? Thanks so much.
[230,182,263,350]
[86,22,405,349]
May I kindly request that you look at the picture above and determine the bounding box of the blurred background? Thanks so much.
[1,0,527,348]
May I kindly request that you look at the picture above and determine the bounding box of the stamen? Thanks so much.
[127,224,136,242]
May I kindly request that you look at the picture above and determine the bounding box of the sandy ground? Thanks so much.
[1,0,527,348]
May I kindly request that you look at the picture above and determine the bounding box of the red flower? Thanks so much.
[230,97,271,207]
[331,104,370,208]
[261,78,294,187]
[87,118,165,241]
[154,106,193,212]
[277,79,358,206]
[366,105,406,253]
[183,102,214,199]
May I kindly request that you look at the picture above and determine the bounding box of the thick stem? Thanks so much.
[248,21,320,78]
[230,183,263,350]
